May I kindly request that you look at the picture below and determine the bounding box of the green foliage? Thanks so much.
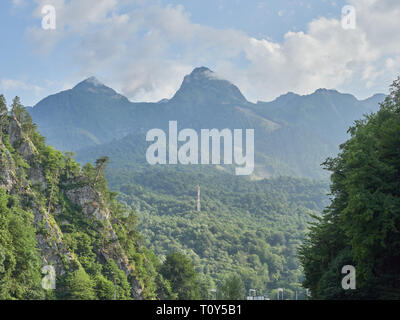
[109,166,328,299]
[299,78,400,300]
[155,274,178,300]
[10,96,24,123]
[61,267,97,300]
[217,274,245,300]
[160,252,200,300]
[102,260,131,300]
[0,94,8,133]
[0,189,44,299]
[94,274,115,300]
[11,96,36,135]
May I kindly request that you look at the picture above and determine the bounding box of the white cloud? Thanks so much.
[26,0,400,102]
[1,79,43,96]
[225,0,400,100]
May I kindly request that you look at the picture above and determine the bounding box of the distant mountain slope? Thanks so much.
[28,77,145,151]
[252,89,385,146]
[28,67,385,178]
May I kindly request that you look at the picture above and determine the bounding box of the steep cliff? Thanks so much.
[0,97,164,300]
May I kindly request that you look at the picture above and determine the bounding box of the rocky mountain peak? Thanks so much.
[73,76,118,96]
[171,67,248,105]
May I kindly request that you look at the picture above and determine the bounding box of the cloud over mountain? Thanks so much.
[23,0,400,102]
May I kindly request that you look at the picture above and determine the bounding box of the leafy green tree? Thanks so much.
[218,274,245,300]
[63,151,80,178]
[160,252,200,300]
[63,267,96,300]
[102,260,132,300]
[82,162,96,184]
[0,190,44,299]
[300,77,400,299]
[155,274,178,300]
[94,274,115,300]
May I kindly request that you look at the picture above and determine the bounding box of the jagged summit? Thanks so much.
[313,88,342,95]
[270,91,299,103]
[72,76,120,97]
[70,77,130,103]
[188,66,214,77]
[183,66,225,83]
[192,66,211,73]
[84,76,103,86]
[171,67,248,104]
[74,76,105,88]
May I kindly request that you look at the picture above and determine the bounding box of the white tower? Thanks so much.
[197,185,201,212]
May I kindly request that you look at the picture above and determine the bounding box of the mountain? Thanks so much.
[27,77,137,151]
[252,89,386,146]
[28,68,386,179]
[171,67,248,105]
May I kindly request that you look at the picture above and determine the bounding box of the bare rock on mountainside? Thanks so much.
[0,110,149,299]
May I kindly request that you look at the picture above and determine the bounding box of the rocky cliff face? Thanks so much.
[0,110,147,299]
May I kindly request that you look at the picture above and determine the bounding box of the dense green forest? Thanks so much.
[107,166,329,299]
[299,78,400,300]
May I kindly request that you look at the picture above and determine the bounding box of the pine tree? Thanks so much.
[94,156,109,187]
[0,94,8,134]
[10,96,36,134]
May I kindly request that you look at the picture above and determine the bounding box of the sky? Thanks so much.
[0,0,399,106]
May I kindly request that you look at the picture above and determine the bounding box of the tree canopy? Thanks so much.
[299,78,400,300]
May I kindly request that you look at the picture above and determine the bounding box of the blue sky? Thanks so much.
[0,0,399,106]
[165,0,346,41]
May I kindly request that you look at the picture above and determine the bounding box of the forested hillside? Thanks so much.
[107,166,329,299]
[299,79,400,300]
[0,95,185,300]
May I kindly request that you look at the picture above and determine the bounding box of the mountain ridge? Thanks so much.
[28,67,386,179]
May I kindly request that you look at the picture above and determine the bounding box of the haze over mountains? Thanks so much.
[28,67,385,179]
